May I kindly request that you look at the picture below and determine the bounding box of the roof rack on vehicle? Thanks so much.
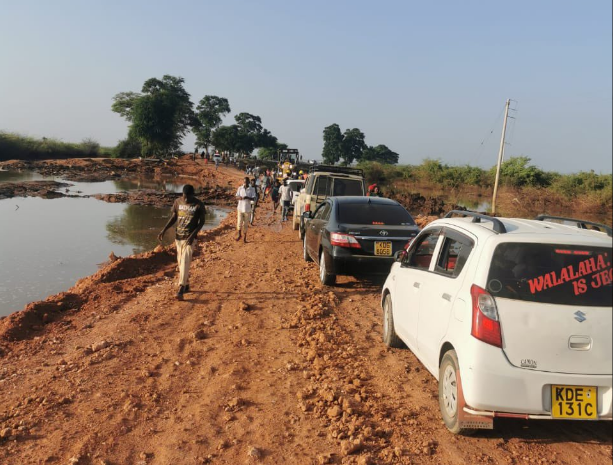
[534,215,613,237]
[308,165,364,176]
[445,210,508,234]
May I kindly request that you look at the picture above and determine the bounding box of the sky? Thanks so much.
[0,0,611,173]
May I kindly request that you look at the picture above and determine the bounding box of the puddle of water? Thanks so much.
[0,174,227,316]
[0,171,46,183]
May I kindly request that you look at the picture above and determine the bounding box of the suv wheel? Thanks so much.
[303,238,312,262]
[439,350,473,435]
[382,294,404,348]
[319,251,336,286]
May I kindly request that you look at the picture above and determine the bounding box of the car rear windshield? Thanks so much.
[487,243,612,307]
[338,204,415,226]
[332,179,363,196]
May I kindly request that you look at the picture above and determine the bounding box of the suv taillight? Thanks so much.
[331,233,362,249]
[470,284,502,348]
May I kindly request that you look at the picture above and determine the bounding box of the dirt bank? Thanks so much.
[0,158,239,207]
[0,181,74,200]
[0,175,610,464]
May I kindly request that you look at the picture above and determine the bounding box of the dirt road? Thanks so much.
[0,165,611,465]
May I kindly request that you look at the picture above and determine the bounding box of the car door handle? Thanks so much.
[442,293,452,302]
[413,282,420,289]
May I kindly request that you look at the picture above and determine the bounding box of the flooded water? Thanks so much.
[0,173,227,316]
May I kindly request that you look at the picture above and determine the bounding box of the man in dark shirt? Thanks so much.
[158,185,206,300]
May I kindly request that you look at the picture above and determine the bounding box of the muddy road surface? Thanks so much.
[0,168,610,464]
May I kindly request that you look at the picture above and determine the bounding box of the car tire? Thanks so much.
[382,293,404,348]
[319,251,336,286]
[299,225,304,240]
[439,350,472,435]
[303,238,313,262]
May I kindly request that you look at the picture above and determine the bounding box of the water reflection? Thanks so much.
[0,171,45,183]
[0,194,226,317]
[105,204,224,254]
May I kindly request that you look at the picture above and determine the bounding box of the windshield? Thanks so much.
[487,243,612,307]
[339,204,415,226]
[332,179,363,196]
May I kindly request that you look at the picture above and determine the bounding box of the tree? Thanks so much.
[211,125,242,156]
[258,142,288,160]
[111,75,194,157]
[340,128,366,165]
[322,124,343,165]
[193,96,231,156]
[361,144,399,165]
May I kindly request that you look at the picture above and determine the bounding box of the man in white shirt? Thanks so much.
[235,177,256,243]
[278,179,293,222]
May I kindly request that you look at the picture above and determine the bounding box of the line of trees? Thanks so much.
[111,75,281,158]
[321,123,400,166]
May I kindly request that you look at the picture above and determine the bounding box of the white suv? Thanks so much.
[381,211,612,434]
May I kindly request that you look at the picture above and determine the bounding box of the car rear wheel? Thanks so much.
[303,238,312,262]
[319,251,336,286]
[439,350,472,435]
[382,294,404,348]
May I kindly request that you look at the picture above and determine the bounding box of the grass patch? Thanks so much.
[0,131,113,161]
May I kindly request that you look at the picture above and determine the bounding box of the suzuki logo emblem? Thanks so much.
[379,230,389,237]
[574,311,587,323]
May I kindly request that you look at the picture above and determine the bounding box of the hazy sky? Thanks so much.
[1,0,611,173]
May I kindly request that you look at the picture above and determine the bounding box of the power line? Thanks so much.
[474,103,506,166]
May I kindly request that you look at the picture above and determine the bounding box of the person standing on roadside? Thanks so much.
[236,177,256,243]
[270,180,281,213]
[158,185,206,301]
[279,179,292,222]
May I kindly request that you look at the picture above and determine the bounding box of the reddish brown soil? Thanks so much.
[0,164,610,465]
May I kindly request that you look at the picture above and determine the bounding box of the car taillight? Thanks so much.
[331,233,362,249]
[470,284,502,348]
[304,204,311,212]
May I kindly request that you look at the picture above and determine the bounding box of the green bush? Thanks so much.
[112,137,143,159]
[0,131,89,160]
[490,156,552,188]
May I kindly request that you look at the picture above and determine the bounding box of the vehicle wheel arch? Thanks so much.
[381,288,391,309]
[439,341,456,368]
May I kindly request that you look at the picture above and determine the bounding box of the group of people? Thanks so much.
[235,176,294,240]
[157,176,295,300]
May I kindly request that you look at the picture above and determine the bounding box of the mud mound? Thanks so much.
[0,181,72,200]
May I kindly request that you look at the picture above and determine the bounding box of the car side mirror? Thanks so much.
[302,211,312,220]
[394,250,407,262]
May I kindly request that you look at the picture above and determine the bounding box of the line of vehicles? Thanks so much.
[294,165,613,434]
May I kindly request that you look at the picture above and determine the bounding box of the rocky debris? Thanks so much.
[246,446,262,460]
[238,302,250,312]
[192,329,207,340]
[90,340,111,353]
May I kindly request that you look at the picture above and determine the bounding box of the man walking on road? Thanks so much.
[279,179,292,222]
[236,177,256,243]
[158,185,206,300]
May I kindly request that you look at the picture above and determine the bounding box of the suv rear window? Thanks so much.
[332,179,363,196]
[487,243,612,307]
[339,204,415,226]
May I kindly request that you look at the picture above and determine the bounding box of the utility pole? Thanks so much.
[491,99,511,215]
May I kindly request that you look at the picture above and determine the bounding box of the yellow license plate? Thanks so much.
[375,242,393,256]
[551,385,598,420]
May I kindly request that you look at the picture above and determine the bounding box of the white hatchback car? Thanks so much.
[382,211,612,434]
